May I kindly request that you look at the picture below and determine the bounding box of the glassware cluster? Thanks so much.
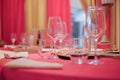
[9,6,105,66]
[47,16,68,59]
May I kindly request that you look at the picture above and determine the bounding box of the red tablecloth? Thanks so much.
[0,54,120,80]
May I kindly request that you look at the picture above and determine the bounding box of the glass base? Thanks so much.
[49,53,58,60]
[74,59,84,64]
[52,55,58,59]
[88,59,104,65]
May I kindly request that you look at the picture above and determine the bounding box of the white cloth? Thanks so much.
[0,50,28,59]
[5,58,63,69]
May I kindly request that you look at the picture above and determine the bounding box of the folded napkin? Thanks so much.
[14,48,38,54]
[0,50,28,59]
[5,58,63,69]
[4,52,28,59]
[4,45,17,49]
[4,45,39,54]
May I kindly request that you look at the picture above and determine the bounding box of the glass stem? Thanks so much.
[59,40,63,53]
[94,39,98,60]
[53,40,56,54]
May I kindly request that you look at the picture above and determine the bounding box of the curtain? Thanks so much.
[25,0,46,34]
[47,0,72,38]
[1,0,72,44]
[1,0,25,44]
[25,0,72,41]
[0,0,1,40]
[25,0,47,45]
[116,0,120,49]
[80,0,92,14]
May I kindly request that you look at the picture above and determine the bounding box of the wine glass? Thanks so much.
[11,33,17,46]
[86,6,104,65]
[47,16,62,59]
[21,33,27,44]
[21,33,27,48]
[56,22,68,48]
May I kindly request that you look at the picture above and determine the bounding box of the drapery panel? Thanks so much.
[25,0,72,40]
[0,0,72,44]
[25,0,47,44]
[116,0,120,49]
[0,0,1,40]
[0,0,117,48]
[80,0,92,14]
[25,0,46,34]
[1,0,25,44]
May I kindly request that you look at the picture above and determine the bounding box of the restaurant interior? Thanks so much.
[0,0,120,80]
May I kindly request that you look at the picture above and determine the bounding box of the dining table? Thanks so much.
[0,48,120,80]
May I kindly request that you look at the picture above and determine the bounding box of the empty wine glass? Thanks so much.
[56,22,68,48]
[86,6,104,65]
[21,33,27,44]
[47,16,62,59]
[11,33,17,46]
[21,33,27,48]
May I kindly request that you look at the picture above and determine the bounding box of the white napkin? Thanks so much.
[4,45,16,48]
[5,58,63,69]
[0,50,28,59]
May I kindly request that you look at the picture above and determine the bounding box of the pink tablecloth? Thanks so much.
[0,54,120,80]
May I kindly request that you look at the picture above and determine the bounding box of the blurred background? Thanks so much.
[0,0,119,49]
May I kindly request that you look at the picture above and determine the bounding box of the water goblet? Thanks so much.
[86,6,104,65]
